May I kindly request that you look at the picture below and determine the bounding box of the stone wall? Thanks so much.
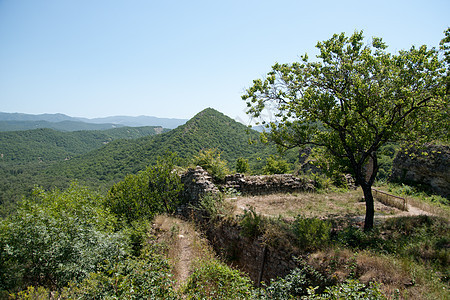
[180,166,219,205]
[390,144,450,198]
[221,173,316,195]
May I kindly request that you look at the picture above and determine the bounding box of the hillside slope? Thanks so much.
[0,126,167,164]
[44,108,277,183]
[0,108,284,215]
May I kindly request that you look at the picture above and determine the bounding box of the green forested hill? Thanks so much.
[0,108,284,215]
[43,108,279,182]
[0,126,168,164]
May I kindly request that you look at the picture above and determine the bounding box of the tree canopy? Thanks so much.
[243,30,448,230]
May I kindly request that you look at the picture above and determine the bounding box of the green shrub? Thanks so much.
[106,152,183,223]
[192,148,230,180]
[197,192,225,220]
[263,155,290,174]
[182,259,253,299]
[236,157,251,174]
[305,279,387,299]
[0,183,129,292]
[257,260,330,299]
[60,246,176,299]
[292,215,331,250]
[239,207,263,238]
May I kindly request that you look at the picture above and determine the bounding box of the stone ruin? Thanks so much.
[221,173,316,195]
[180,166,317,206]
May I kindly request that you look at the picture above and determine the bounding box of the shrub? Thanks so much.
[258,260,330,299]
[192,148,229,180]
[197,192,226,220]
[60,251,176,299]
[263,155,290,174]
[239,207,263,238]
[0,183,129,292]
[305,279,387,299]
[182,259,253,299]
[236,157,251,174]
[292,215,331,251]
[106,152,183,223]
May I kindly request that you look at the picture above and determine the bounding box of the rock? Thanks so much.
[390,144,450,198]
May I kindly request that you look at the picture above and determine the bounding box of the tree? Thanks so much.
[106,152,183,223]
[236,157,250,174]
[243,30,448,231]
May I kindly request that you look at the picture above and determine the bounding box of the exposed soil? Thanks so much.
[152,216,200,289]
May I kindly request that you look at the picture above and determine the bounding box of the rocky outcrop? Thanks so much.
[390,144,450,198]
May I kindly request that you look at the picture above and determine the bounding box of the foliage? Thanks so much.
[106,152,183,224]
[192,148,230,180]
[197,192,230,221]
[243,30,448,230]
[292,215,332,251]
[304,279,387,300]
[0,108,283,213]
[236,157,251,174]
[60,248,176,299]
[181,259,254,299]
[0,183,129,292]
[239,206,263,238]
[263,155,290,174]
[0,126,163,164]
[257,259,330,299]
[335,216,450,274]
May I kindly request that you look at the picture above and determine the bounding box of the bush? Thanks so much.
[192,148,230,180]
[239,207,263,238]
[304,279,387,299]
[197,192,226,220]
[0,183,129,292]
[106,152,183,223]
[182,259,253,299]
[258,260,330,299]
[60,250,176,299]
[236,157,250,174]
[292,215,331,251]
[263,155,290,174]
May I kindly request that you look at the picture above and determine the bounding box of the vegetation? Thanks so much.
[243,30,449,230]
[182,259,254,299]
[0,183,129,292]
[0,108,286,215]
[192,148,230,180]
[106,152,183,224]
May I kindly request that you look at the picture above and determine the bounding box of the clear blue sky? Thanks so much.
[0,0,448,123]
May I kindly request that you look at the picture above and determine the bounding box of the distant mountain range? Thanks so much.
[0,112,187,131]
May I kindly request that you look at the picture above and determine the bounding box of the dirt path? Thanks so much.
[152,216,208,290]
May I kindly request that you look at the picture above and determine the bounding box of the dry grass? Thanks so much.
[228,189,402,220]
[307,248,448,300]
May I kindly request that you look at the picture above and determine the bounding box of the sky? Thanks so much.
[0,0,449,124]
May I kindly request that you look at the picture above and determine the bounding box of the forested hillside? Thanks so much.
[0,126,167,164]
[0,108,286,216]
[41,108,283,185]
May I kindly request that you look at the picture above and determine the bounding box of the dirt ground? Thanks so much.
[226,188,434,221]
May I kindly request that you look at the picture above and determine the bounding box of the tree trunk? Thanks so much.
[362,183,374,231]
